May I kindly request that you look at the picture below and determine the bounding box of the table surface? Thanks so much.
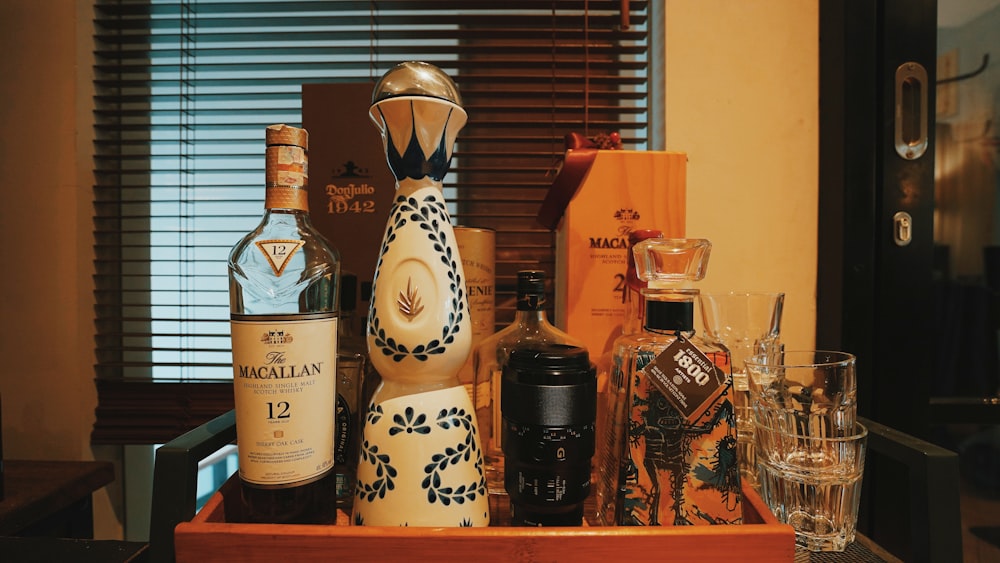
[0,536,148,563]
[0,459,114,536]
[794,535,902,562]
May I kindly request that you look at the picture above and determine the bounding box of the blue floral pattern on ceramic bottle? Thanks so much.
[352,62,489,527]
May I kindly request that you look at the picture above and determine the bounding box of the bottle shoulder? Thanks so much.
[229,211,341,316]
[474,323,519,354]
[612,331,730,376]
[472,314,586,378]
[493,321,583,352]
[231,213,339,262]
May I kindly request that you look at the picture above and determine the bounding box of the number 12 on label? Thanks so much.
[267,401,291,419]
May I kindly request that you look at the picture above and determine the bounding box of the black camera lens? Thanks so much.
[501,344,596,526]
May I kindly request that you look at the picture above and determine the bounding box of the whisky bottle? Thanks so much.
[228,124,340,524]
[334,272,366,508]
[472,270,586,494]
[606,238,741,526]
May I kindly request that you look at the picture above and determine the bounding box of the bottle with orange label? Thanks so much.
[603,238,741,526]
[228,124,340,524]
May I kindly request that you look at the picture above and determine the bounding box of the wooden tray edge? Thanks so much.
[176,478,796,562]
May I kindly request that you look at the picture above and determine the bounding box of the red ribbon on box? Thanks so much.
[537,132,622,231]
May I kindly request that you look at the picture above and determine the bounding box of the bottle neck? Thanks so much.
[264,186,310,213]
[513,290,550,319]
[623,286,646,335]
[642,288,697,335]
[265,141,309,212]
[515,291,545,311]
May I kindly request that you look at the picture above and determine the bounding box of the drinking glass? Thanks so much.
[746,350,863,552]
[754,419,867,552]
[698,291,784,489]
[745,350,857,439]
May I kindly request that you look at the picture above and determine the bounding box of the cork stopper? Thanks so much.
[264,124,309,211]
[266,123,308,149]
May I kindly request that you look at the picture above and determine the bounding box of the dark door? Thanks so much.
[818,1,939,559]
[818,0,937,437]
[820,1,1000,560]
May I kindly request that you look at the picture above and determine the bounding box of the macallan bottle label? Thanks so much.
[255,239,306,276]
[231,314,338,487]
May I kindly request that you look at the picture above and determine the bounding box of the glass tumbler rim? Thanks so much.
[699,290,786,298]
[746,349,855,370]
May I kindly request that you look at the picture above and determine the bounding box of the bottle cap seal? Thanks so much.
[516,270,546,310]
[265,124,308,149]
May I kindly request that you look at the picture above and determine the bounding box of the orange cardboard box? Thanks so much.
[540,150,686,363]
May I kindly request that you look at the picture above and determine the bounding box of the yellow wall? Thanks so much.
[0,0,818,539]
[665,1,818,351]
[0,0,122,539]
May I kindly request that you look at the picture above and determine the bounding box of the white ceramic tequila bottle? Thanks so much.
[352,61,489,527]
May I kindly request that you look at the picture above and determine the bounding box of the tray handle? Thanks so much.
[148,409,236,563]
[859,416,963,562]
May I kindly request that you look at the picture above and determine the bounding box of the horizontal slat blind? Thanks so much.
[93,0,650,443]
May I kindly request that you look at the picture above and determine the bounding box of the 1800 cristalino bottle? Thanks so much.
[228,124,340,524]
[602,238,741,526]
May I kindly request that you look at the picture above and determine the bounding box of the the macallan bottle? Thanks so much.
[472,270,586,494]
[228,124,340,524]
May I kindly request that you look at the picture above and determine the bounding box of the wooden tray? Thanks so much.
[174,477,795,562]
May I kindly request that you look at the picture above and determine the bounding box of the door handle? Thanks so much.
[895,62,928,160]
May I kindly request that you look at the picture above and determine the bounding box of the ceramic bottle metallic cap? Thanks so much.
[368,62,467,183]
[371,61,462,106]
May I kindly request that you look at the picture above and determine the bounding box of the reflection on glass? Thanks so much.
[934,4,1000,561]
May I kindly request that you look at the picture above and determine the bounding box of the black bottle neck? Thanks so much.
[514,269,547,311]
[645,300,694,332]
[516,292,546,311]
[642,289,698,334]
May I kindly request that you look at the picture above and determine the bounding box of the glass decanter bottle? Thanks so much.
[603,238,741,526]
[593,227,661,525]
[472,270,586,494]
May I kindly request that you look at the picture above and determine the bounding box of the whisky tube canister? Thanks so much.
[454,226,496,397]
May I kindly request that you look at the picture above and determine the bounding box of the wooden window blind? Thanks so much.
[92,0,651,444]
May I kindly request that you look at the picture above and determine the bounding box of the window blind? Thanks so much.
[92,0,651,444]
